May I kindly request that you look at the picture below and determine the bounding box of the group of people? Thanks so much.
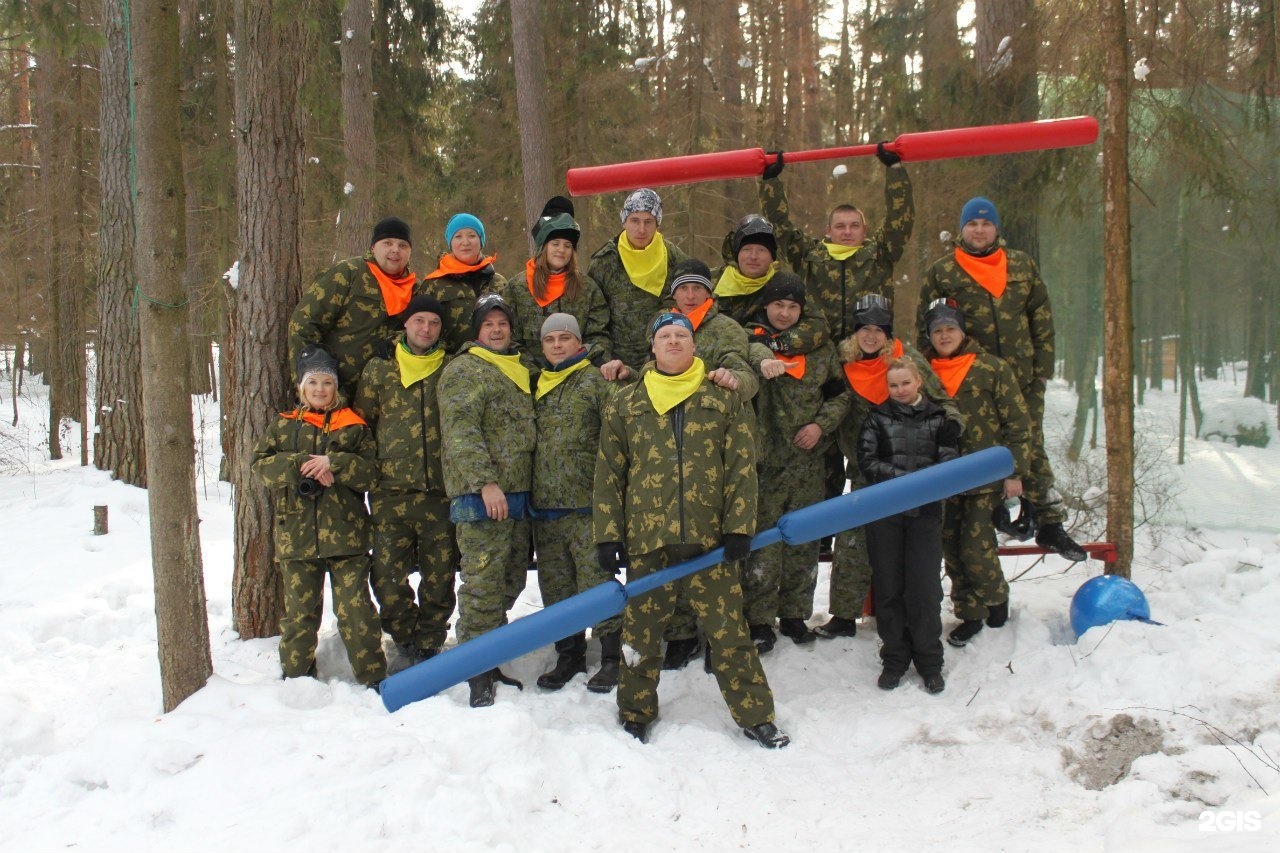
[251,148,1086,750]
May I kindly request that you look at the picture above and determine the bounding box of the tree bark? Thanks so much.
[230,0,306,638]
[337,0,376,257]
[95,0,147,487]
[510,0,555,246]
[1101,0,1135,577]
[131,0,214,711]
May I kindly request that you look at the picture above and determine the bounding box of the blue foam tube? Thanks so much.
[381,445,1012,711]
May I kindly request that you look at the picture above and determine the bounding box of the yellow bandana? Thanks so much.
[395,342,445,388]
[714,262,779,298]
[535,357,592,400]
[617,230,669,297]
[468,346,531,394]
[643,357,706,416]
[824,241,860,261]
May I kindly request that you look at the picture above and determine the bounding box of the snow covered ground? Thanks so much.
[1,367,1278,851]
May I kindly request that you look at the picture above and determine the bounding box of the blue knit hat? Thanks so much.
[445,213,486,249]
[649,311,695,341]
[959,197,999,233]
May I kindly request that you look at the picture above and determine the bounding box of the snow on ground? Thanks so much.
[1,368,1278,851]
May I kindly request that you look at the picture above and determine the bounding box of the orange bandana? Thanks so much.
[842,339,904,404]
[526,258,567,308]
[422,253,498,280]
[280,407,368,431]
[954,247,1008,299]
[680,298,715,331]
[777,353,806,379]
[367,261,415,315]
[930,353,977,398]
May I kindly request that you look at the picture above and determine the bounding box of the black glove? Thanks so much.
[875,141,901,167]
[937,418,962,447]
[597,542,627,576]
[762,150,785,180]
[722,533,752,562]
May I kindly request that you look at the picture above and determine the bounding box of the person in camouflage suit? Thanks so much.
[652,259,760,666]
[711,215,830,356]
[251,346,387,688]
[922,299,1032,647]
[589,188,690,382]
[741,274,848,650]
[759,144,914,342]
[438,293,535,707]
[529,313,621,693]
[759,145,915,536]
[594,312,789,748]
[916,197,1086,562]
[419,213,506,354]
[354,295,457,667]
[289,216,419,399]
[824,295,963,639]
[504,199,611,361]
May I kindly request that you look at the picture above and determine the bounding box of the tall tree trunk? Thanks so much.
[95,0,147,486]
[336,0,376,257]
[131,0,214,711]
[230,0,306,638]
[510,0,555,245]
[1101,0,1134,577]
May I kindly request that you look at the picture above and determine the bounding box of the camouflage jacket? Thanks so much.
[437,343,535,497]
[250,410,378,559]
[917,240,1054,389]
[289,252,418,397]
[711,265,830,356]
[759,166,914,342]
[353,340,451,497]
[922,336,1032,490]
[501,269,611,362]
[532,355,615,510]
[594,369,758,555]
[745,333,848,468]
[418,261,506,354]
[587,235,689,374]
[834,339,963,482]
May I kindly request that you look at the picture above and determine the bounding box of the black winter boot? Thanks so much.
[749,623,777,654]
[537,633,588,690]
[877,669,903,691]
[1035,522,1088,563]
[986,601,1009,628]
[587,633,621,694]
[947,620,985,647]
[922,672,946,694]
[814,616,858,639]
[778,618,817,644]
[621,718,650,743]
[468,670,495,708]
[662,636,702,670]
[742,722,791,749]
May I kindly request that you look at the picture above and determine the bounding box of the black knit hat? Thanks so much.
[667,259,714,298]
[371,216,412,247]
[470,293,515,339]
[392,295,446,330]
[758,272,806,308]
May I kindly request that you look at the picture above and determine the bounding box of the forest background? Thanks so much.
[1,0,1277,707]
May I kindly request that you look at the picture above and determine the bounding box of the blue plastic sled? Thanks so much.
[381,445,1014,711]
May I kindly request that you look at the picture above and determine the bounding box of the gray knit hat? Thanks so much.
[540,312,581,341]
[620,188,663,225]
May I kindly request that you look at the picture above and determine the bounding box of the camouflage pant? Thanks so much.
[454,517,531,643]
[828,469,873,619]
[534,512,622,636]
[743,462,822,625]
[1021,381,1065,525]
[618,545,775,728]
[943,491,1008,621]
[278,556,387,685]
[370,491,458,651]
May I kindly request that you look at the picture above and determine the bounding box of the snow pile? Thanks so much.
[1200,395,1272,448]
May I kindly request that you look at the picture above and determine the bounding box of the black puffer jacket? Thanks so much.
[857,396,960,485]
